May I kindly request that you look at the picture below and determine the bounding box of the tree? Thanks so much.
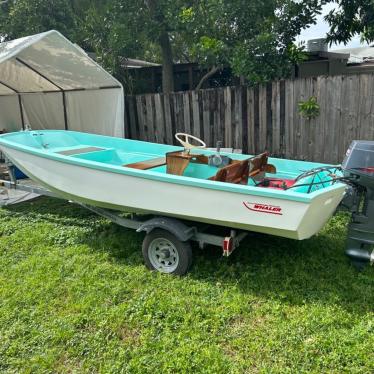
[325,0,374,44]
[0,0,78,42]
[1,0,325,92]
[85,0,185,93]
[85,0,324,91]
[180,0,324,84]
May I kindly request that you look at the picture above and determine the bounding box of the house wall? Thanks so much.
[296,59,349,78]
[125,64,240,94]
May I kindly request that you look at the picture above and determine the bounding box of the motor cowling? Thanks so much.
[341,141,374,269]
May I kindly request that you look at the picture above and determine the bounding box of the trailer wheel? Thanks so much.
[142,229,192,275]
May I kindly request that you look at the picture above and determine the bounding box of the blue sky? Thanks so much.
[297,3,369,50]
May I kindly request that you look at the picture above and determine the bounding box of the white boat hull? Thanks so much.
[1,146,346,239]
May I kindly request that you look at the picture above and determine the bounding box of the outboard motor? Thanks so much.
[341,140,374,269]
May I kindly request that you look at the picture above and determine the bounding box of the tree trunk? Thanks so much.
[146,0,174,93]
[159,31,174,93]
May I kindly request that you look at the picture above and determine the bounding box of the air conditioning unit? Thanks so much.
[307,38,328,52]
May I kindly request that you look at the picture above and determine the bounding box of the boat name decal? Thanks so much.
[243,202,283,215]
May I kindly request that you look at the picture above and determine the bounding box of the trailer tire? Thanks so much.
[142,229,192,275]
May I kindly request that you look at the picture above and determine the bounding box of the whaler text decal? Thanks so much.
[243,202,283,215]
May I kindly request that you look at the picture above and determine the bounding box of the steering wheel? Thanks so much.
[175,133,206,150]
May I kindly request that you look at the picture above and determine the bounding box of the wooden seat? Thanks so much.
[248,152,277,179]
[210,159,249,184]
[248,152,269,177]
[165,151,209,176]
[166,151,192,175]
[124,157,166,170]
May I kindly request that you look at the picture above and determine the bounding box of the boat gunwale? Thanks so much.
[0,131,346,204]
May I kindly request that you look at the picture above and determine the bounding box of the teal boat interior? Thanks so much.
[0,130,343,196]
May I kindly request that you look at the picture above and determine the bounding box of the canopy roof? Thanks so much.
[0,31,124,137]
[0,30,121,95]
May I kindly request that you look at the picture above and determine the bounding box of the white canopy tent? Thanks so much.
[0,30,124,137]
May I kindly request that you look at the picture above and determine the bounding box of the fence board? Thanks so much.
[293,78,301,159]
[217,88,225,145]
[174,93,184,135]
[163,94,173,145]
[191,91,200,139]
[258,85,267,152]
[154,94,165,143]
[127,96,138,139]
[271,81,280,155]
[202,90,210,146]
[316,76,327,162]
[183,92,191,135]
[369,75,374,140]
[233,87,242,150]
[330,76,342,163]
[299,78,310,160]
[224,87,232,148]
[306,77,316,161]
[285,79,294,158]
[125,73,374,163]
[359,74,372,141]
[247,88,255,154]
[145,94,154,142]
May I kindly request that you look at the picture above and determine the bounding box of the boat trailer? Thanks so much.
[0,167,247,275]
[1,139,374,275]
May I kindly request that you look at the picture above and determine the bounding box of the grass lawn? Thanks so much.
[0,196,373,373]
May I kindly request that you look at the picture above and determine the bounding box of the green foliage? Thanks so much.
[0,197,373,372]
[176,0,324,84]
[1,0,323,87]
[325,0,374,44]
[0,0,78,42]
[192,36,228,67]
[3,0,368,89]
[298,96,320,120]
[287,43,309,63]
[220,0,323,83]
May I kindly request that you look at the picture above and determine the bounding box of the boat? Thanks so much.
[0,130,346,240]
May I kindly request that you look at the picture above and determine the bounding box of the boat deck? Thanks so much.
[0,130,344,195]
[48,145,303,190]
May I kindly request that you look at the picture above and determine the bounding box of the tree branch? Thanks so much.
[195,66,219,90]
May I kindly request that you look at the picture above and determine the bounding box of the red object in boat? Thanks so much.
[358,167,374,174]
[260,177,296,190]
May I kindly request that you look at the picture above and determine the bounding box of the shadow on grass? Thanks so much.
[2,195,96,225]
[3,196,373,315]
[190,223,374,315]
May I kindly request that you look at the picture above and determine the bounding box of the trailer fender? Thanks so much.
[136,217,196,242]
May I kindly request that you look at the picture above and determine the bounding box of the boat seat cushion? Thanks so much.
[124,157,166,170]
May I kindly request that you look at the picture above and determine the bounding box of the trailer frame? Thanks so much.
[0,169,248,275]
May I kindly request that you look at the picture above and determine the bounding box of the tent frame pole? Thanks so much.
[62,91,68,130]
[16,57,68,130]
[15,58,64,90]
[0,86,121,96]
[0,80,25,130]
[18,95,25,130]
[2,56,123,132]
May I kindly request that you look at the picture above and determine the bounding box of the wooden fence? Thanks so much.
[124,74,374,164]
